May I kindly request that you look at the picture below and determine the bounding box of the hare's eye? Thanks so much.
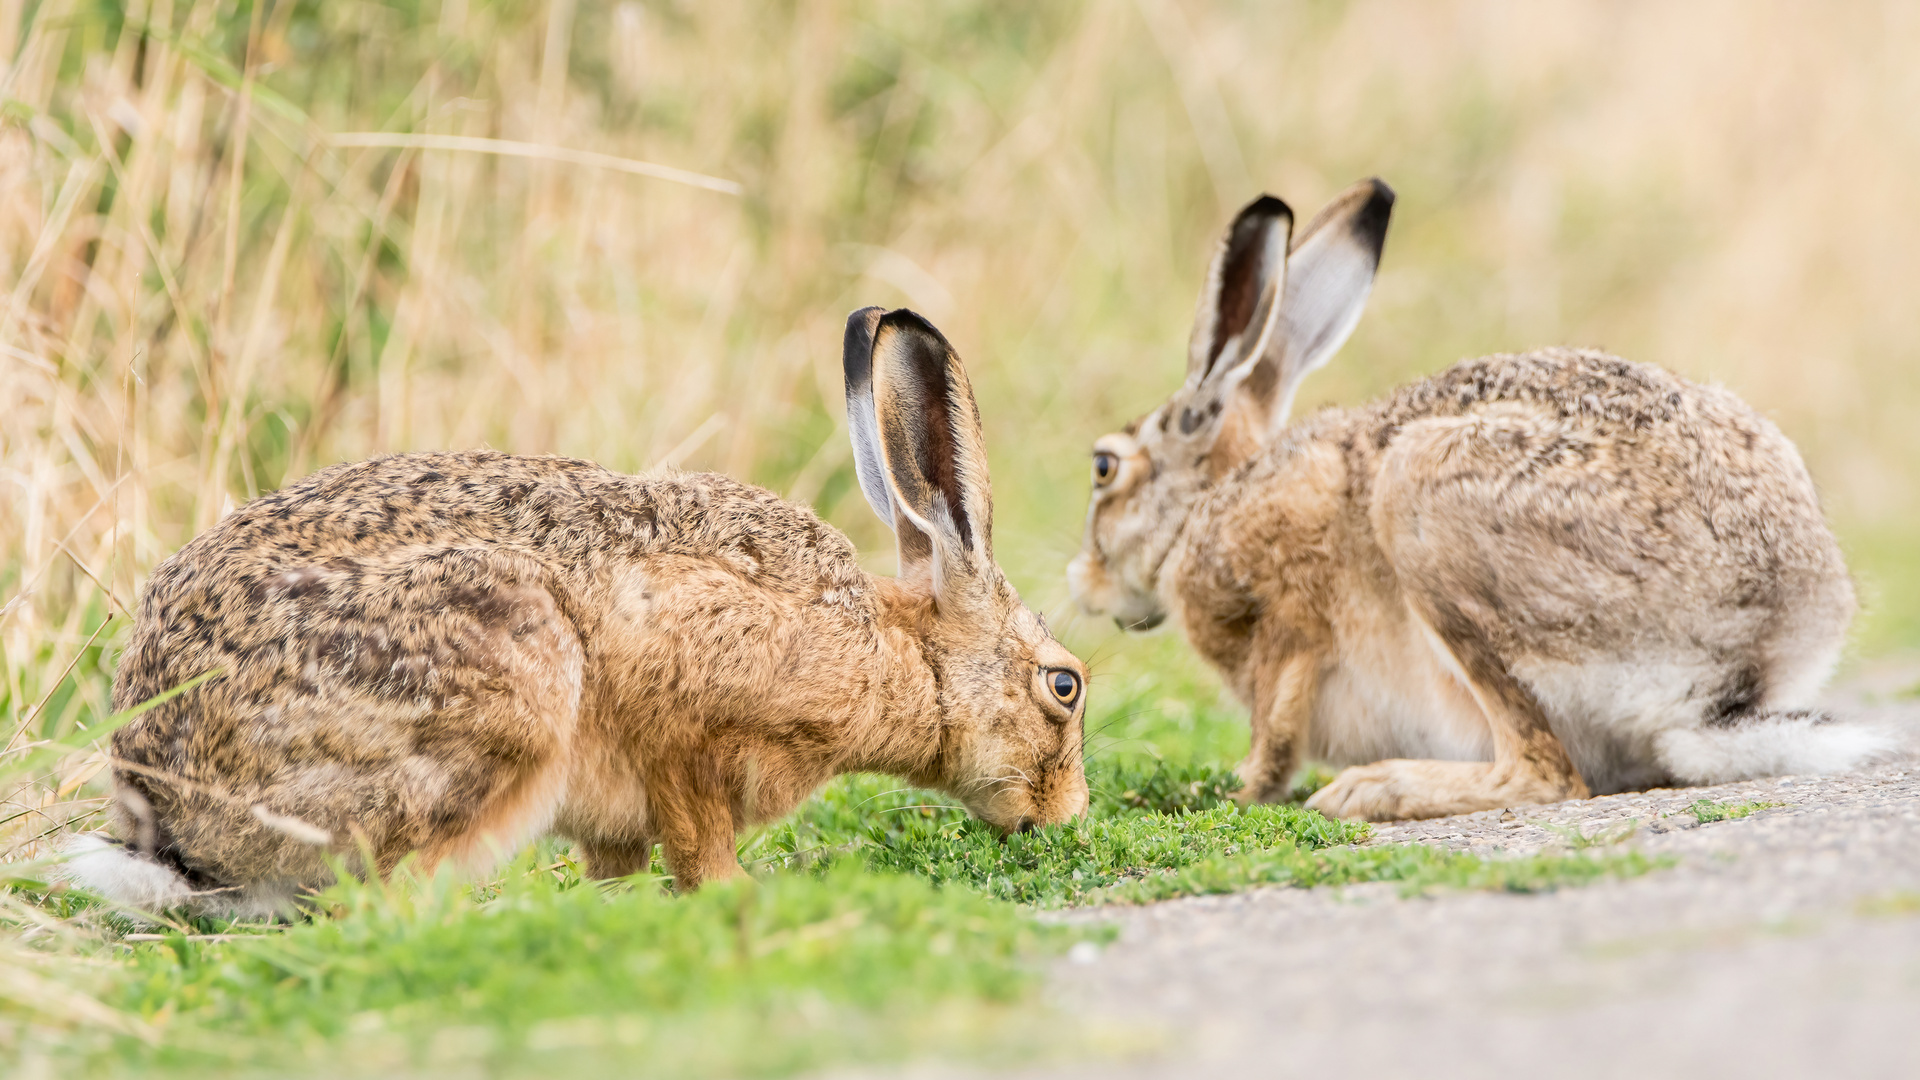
[1046,669,1081,708]
[1091,452,1119,486]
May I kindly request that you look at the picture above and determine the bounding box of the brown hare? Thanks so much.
[1069,178,1886,822]
[70,307,1089,913]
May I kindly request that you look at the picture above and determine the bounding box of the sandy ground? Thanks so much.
[865,662,1920,1080]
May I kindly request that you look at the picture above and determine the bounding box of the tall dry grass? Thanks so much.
[2,0,1918,915]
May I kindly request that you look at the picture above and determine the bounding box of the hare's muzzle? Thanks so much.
[1069,550,1168,632]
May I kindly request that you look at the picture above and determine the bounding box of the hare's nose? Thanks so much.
[1116,611,1166,632]
[1013,817,1036,834]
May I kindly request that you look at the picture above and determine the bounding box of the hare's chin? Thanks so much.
[1068,551,1162,628]
[1097,588,1169,631]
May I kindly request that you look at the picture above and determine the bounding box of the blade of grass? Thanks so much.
[326,133,745,195]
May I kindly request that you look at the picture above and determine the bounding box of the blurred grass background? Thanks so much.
[6,1,1919,1070]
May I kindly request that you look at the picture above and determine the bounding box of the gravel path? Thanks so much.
[1035,767,1920,1079]
[873,668,1920,1080]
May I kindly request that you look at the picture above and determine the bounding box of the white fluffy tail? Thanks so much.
[62,833,299,920]
[60,833,198,912]
[1655,712,1904,785]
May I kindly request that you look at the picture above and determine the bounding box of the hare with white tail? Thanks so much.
[1069,178,1890,821]
[70,307,1088,915]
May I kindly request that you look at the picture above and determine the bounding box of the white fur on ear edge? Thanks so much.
[843,306,895,526]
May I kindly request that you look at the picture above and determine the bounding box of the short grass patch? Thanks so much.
[18,858,1072,1078]
[7,703,1678,1079]
[751,765,1659,908]
[1686,799,1785,824]
[1098,844,1662,905]
[30,782,1653,1076]
[753,762,1364,906]
[7,771,1676,1078]
[1540,818,1642,849]
[861,802,1362,906]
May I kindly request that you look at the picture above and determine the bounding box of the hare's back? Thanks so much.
[1373,349,1835,554]
[112,451,871,757]
[153,451,641,572]
[1361,350,1850,659]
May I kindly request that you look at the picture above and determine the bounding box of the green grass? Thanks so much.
[746,760,1655,908]
[1685,799,1785,824]
[5,657,1675,1077]
[1100,844,1661,905]
[22,856,1068,1078]
[752,755,1361,906]
[5,714,1670,1076]
[849,797,1362,906]
[10,793,1662,1078]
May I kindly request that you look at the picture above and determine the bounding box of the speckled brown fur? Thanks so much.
[103,310,1088,904]
[1071,182,1859,821]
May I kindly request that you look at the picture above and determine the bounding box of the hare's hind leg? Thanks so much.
[1308,410,1595,821]
[227,551,586,885]
[1305,596,1588,820]
[390,569,586,879]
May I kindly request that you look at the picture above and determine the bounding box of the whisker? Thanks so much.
[852,787,925,808]
[1084,705,1180,737]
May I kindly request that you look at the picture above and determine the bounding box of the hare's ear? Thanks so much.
[1187,195,1293,390]
[1258,177,1394,432]
[843,305,894,524]
[866,309,995,600]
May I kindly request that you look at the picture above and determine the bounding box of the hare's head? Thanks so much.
[845,308,1090,831]
[1068,179,1394,631]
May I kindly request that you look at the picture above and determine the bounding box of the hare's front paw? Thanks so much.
[1233,762,1294,806]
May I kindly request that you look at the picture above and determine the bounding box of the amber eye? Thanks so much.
[1091,452,1119,486]
[1045,669,1081,709]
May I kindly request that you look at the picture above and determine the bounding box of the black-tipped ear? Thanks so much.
[1337,177,1394,263]
[868,309,995,596]
[1188,194,1293,384]
[843,305,893,525]
[1263,177,1393,429]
